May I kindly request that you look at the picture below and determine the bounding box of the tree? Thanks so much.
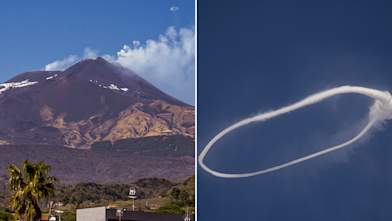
[170,188,181,200]
[8,160,57,221]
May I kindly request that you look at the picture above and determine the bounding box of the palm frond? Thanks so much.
[7,160,57,221]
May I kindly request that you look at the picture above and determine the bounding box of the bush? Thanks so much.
[0,210,13,221]
[157,203,184,214]
[55,178,174,206]
[62,211,76,221]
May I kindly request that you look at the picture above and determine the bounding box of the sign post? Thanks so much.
[129,187,137,211]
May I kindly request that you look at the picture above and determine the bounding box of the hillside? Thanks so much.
[0,57,194,148]
[0,135,194,184]
[0,57,195,184]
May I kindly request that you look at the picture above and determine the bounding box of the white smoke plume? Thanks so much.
[45,55,78,71]
[44,26,195,104]
[198,86,392,178]
[45,48,98,71]
[113,26,195,104]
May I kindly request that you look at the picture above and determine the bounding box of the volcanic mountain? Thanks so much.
[0,57,194,183]
[0,57,194,148]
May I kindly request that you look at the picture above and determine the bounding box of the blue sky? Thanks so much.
[198,0,392,220]
[0,0,195,103]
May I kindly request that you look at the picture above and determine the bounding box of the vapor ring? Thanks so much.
[199,86,392,178]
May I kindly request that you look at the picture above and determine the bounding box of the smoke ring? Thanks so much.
[199,86,392,178]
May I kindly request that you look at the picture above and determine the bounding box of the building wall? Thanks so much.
[76,207,106,221]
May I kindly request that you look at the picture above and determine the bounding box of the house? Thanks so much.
[76,207,187,221]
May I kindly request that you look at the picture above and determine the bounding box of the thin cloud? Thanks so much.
[45,48,98,71]
[83,47,98,59]
[170,6,179,12]
[45,55,78,71]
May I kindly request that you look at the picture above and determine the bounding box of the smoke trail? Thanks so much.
[199,86,392,178]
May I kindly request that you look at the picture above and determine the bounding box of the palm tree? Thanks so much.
[8,160,57,221]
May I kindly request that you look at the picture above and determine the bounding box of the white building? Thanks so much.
[76,207,186,221]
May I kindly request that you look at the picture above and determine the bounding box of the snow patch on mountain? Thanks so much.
[46,74,58,80]
[0,80,38,95]
[89,80,128,92]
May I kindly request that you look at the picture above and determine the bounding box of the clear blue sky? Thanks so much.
[0,0,194,82]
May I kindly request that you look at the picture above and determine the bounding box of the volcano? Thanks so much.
[0,57,194,148]
[0,58,194,183]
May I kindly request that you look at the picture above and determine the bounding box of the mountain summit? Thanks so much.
[0,57,194,148]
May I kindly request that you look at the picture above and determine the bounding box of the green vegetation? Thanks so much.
[0,190,6,208]
[156,204,184,214]
[0,209,13,221]
[61,211,76,221]
[55,178,173,206]
[158,176,195,214]
[53,176,195,216]
[8,161,57,221]
[0,161,195,221]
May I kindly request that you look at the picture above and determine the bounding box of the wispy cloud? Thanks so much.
[44,27,195,104]
[170,6,179,12]
[45,48,98,71]
[83,48,98,59]
[45,55,78,71]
